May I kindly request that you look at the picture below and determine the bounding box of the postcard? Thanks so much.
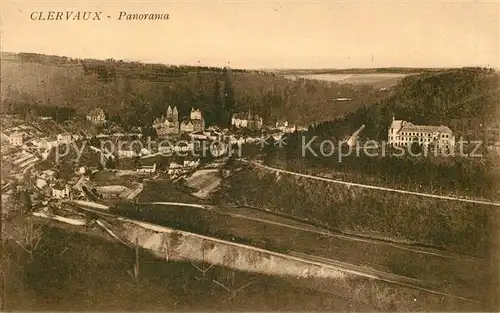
[1,1,499,311]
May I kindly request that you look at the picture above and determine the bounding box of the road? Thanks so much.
[208,205,488,303]
[241,160,500,207]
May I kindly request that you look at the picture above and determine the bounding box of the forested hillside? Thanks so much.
[311,68,499,141]
[0,52,387,128]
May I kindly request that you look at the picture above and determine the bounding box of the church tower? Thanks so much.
[172,106,178,119]
[166,106,173,119]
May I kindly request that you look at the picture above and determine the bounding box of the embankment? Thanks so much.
[110,217,479,311]
[221,164,492,257]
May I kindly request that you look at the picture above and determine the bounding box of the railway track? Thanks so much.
[64,200,484,305]
[242,159,500,207]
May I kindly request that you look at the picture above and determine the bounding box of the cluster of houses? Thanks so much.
[231,111,263,131]
[1,118,79,151]
[1,104,307,208]
[34,169,80,200]
[167,158,200,177]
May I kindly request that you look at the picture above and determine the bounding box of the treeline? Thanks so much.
[310,68,499,141]
[261,135,499,200]
[272,67,446,75]
[1,52,385,129]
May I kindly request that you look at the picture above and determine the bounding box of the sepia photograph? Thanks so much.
[0,0,499,311]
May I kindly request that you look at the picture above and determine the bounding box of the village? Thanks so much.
[1,105,302,217]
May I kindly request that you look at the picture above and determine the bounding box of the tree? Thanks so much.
[4,218,45,261]
[222,67,235,112]
[105,156,115,169]
[19,189,32,214]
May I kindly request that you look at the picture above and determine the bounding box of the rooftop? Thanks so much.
[52,181,67,190]
[399,122,453,134]
[87,108,106,118]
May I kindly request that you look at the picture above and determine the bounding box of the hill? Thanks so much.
[267,67,446,75]
[0,52,389,128]
[310,67,500,141]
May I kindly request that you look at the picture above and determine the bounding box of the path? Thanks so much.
[241,159,500,207]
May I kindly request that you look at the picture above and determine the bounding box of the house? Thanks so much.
[35,178,48,190]
[118,149,136,158]
[188,108,205,132]
[275,120,296,133]
[228,135,245,146]
[76,166,87,175]
[51,181,70,199]
[275,120,289,129]
[158,144,173,155]
[388,115,455,151]
[183,159,199,167]
[210,142,228,157]
[140,148,151,156]
[167,158,199,175]
[37,169,56,186]
[1,130,24,146]
[57,133,72,144]
[190,131,208,140]
[87,108,106,125]
[172,140,194,153]
[153,105,180,136]
[231,112,263,131]
[137,164,156,173]
[231,113,248,128]
[180,120,195,133]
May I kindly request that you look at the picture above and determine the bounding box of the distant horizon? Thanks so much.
[2,50,497,72]
[2,2,498,70]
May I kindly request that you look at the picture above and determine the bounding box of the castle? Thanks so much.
[153,106,205,136]
[153,106,179,136]
[184,108,205,133]
[231,111,263,131]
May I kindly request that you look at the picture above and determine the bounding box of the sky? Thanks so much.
[1,1,499,69]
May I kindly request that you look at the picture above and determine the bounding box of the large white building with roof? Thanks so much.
[388,115,455,151]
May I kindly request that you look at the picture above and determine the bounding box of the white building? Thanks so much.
[52,181,70,199]
[275,120,296,133]
[231,112,263,130]
[2,131,24,146]
[180,120,195,133]
[118,149,136,158]
[388,115,455,151]
[57,133,72,144]
[35,178,48,190]
[172,141,194,153]
[137,164,156,173]
[167,159,199,175]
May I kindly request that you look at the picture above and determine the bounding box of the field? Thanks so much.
[184,169,222,199]
[284,73,410,88]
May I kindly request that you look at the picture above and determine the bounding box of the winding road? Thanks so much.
[241,159,500,207]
